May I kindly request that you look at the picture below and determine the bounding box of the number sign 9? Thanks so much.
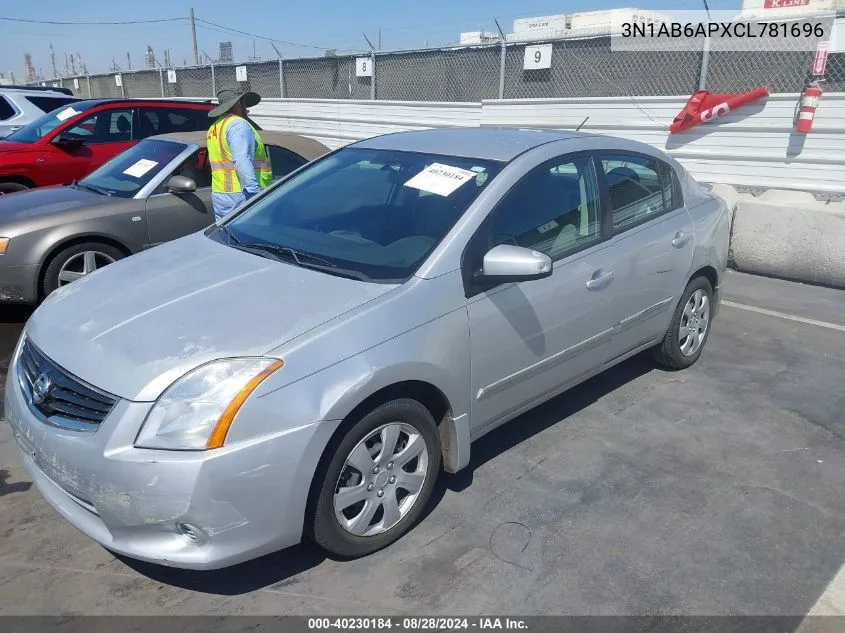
[356,57,373,77]
[523,44,552,70]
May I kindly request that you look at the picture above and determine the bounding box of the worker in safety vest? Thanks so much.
[207,89,273,221]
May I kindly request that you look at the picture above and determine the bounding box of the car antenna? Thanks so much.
[575,116,589,132]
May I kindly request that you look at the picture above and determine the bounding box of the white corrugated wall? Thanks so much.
[249,93,845,193]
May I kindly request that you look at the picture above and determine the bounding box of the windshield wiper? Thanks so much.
[233,242,369,281]
[71,180,111,196]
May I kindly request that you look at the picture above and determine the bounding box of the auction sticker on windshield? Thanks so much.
[56,107,81,122]
[123,159,158,178]
[404,163,476,197]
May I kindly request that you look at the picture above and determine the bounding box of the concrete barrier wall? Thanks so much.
[713,185,845,288]
[249,99,482,150]
[250,94,845,194]
[481,94,845,195]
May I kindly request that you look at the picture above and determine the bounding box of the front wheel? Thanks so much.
[42,242,125,298]
[309,399,441,557]
[652,276,714,370]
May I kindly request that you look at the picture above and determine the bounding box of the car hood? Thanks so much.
[25,232,400,401]
[0,185,110,225]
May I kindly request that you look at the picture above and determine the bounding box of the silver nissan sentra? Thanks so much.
[4,128,730,569]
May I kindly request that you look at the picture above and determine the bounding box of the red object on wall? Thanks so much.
[796,83,822,134]
[669,86,770,134]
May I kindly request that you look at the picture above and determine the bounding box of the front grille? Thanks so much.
[17,338,117,432]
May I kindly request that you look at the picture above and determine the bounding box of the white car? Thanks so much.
[0,85,80,139]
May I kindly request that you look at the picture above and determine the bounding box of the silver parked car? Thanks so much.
[0,130,328,304]
[4,128,730,569]
[0,85,80,139]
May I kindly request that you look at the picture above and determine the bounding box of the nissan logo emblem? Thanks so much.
[31,372,53,405]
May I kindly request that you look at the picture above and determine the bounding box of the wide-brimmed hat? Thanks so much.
[208,89,261,118]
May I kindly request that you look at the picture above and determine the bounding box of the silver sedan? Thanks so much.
[4,128,730,569]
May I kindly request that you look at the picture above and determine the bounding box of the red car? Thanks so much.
[0,99,261,195]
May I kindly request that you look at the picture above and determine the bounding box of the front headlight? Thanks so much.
[135,357,284,450]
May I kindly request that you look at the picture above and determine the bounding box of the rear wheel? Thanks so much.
[42,242,125,297]
[0,182,29,195]
[309,399,441,557]
[652,276,713,370]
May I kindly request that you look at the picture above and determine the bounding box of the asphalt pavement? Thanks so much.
[1,271,845,617]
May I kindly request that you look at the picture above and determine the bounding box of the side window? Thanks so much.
[489,155,602,260]
[64,109,134,143]
[599,154,678,232]
[168,149,212,190]
[266,145,307,180]
[138,108,208,138]
[166,108,209,132]
[0,96,16,121]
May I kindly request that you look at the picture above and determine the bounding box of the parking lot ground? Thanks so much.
[1,271,845,617]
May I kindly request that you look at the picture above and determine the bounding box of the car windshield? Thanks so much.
[220,147,503,282]
[4,102,93,144]
[78,139,187,198]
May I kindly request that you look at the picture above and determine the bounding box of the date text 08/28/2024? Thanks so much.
[307,618,528,630]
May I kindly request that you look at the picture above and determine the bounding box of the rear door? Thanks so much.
[596,153,694,360]
[45,107,137,183]
[145,147,214,244]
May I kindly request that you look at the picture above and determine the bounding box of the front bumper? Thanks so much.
[0,263,38,304]
[3,339,324,570]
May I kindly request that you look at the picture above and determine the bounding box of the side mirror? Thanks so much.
[475,244,552,285]
[52,133,85,147]
[167,175,197,194]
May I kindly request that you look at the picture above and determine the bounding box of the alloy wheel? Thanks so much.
[333,422,429,537]
[57,250,116,286]
[679,289,710,357]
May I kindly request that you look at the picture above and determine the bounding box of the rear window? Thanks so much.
[0,96,15,121]
[25,95,79,114]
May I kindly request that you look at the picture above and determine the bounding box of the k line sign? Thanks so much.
[763,0,810,7]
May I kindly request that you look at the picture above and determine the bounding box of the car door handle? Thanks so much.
[672,231,691,248]
[586,270,614,291]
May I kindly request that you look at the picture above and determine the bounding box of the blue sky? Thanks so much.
[1,0,742,79]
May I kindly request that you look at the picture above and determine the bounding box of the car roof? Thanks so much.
[352,127,591,162]
[60,98,214,110]
[147,130,331,161]
[0,85,75,96]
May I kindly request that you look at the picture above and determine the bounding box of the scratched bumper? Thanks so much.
[0,263,38,303]
[3,338,321,570]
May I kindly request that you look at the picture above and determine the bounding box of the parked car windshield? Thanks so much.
[4,102,95,144]
[77,139,187,198]
[221,147,503,282]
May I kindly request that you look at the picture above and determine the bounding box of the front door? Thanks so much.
[596,153,695,360]
[47,108,137,183]
[466,154,620,434]
[145,148,214,245]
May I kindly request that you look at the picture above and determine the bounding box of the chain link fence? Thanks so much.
[35,21,845,103]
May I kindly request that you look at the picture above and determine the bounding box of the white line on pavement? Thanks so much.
[722,300,845,333]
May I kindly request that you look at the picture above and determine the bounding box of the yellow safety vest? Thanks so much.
[207,114,273,193]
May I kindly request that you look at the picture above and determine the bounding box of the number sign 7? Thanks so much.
[523,44,552,70]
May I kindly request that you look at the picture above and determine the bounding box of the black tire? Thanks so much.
[0,182,29,195]
[308,398,441,558]
[42,242,125,298]
[652,276,714,370]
